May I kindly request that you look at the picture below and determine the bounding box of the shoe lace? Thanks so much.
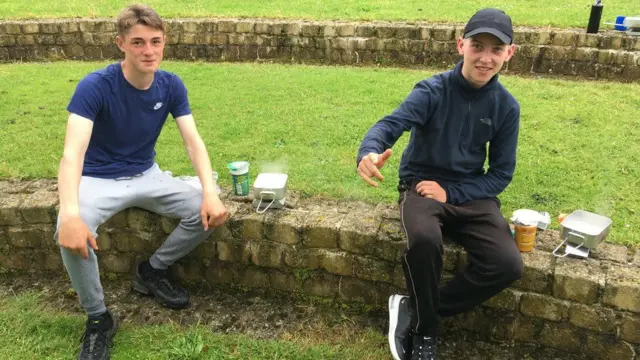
[411,336,437,360]
[79,320,112,356]
[149,269,181,296]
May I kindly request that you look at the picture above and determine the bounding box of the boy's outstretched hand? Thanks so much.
[357,149,392,187]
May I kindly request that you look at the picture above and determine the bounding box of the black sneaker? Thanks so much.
[133,261,190,309]
[410,334,437,360]
[78,310,117,360]
[388,294,413,360]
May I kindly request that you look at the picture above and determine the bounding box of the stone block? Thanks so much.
[1,23,22,34]
[247,240,286,268]
[512,315,543,341]
[392,265,406,288]
[553,257,603,304]
[339,277,389,307]
[99,253,133,273]
[302,271,339,298]
[353,255,393,283]
[159,217,179,234]
[633,250,640,267]
[316,248,352,276]
[44,253,62,270]
[64,44,84,58]
[531,31,552,45]
[0,251,43,270]
[619,314,640,344]
[172,261,205,285]
[573,47,597,62]
[21,23,40,34]
[302,211,341,248]
[128,208,160,232]
[103,211,127,228]
[284,246,320,269]
[210,34,228,45]
[431,26,454,41]
[512,250,553,293]
[394,25,419,40]
[603,265,640,313]
[512,30,527,44]
[40,22,59,34]
[263,210,305,245]
[18,190,57,224]
[538,322,581,351]
[520,293,569,321]
[182,33,197,45]
[0,35,16,46]
[240,212,265,241]
[384,39,408,51]
[255,22,272,34]
[568,303,617,333]
[36,34,57,45]
[337,24,355,37]
[113,229,162,253]
[332,38,348,50]
[96,229,111,251]
[551,32,577,46]
[601,35,623,50]
[460,308,517,341]
[236,21,255,33]
[77,20,97,32]
[339,212,380,252]
[56,33,79,45]
[0,193,25,225]
[95,22,116,33]
[285,23,301,36]
[419,28,432,41]
[584,333,636,360]
[205,261,240,284]
[355,24,375,37]
[8,227,43,248]
[217,20,236,33]
[60,22,79,33]
[590,242,629,264]
[577,33,601,47]
[269,270,301,292]
[189,237,217,259]
[301,24,322,37]
[217,238,248,263]
[241,266,270,288]
[376,25,395,39]
[483,288,520,311]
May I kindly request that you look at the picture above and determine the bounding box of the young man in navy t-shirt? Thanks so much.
[357,9,523,360]
[56,5,227,360]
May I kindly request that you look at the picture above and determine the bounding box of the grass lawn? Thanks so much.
[0,0,636,29]
[0,292,388,359]
[0,61,638,246]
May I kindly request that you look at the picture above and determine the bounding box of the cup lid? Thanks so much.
[511,209,541,226]
[227,161,249,175]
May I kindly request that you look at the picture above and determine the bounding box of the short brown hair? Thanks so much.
[116,4,164,37]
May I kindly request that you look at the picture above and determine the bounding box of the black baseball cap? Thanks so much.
[464,8,513,45]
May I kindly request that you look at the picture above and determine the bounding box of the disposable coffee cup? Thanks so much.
[227,161,250,196]
[511,209,541,252]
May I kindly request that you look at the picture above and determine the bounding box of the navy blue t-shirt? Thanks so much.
[67,63,191,178]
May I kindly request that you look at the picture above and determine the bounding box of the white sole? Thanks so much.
[388,294,403,360]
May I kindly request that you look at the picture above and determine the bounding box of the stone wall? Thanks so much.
[1,179,639,358]
[0,18,639,81]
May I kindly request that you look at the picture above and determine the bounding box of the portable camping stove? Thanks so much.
[552,210,612,259]
[252,173,288,212]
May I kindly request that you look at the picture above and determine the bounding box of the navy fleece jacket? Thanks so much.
[357,61,520,205]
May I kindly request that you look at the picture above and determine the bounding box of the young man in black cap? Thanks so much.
[356,8,522,360]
